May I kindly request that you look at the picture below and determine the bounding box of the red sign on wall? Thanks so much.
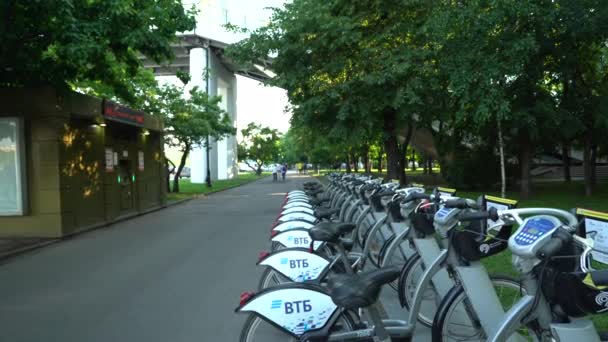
[103,100,145,127]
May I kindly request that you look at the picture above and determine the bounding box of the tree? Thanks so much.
[157,85,235,193]
[238,123,282,175]
[0,0,195,102]
[228,0,435,185]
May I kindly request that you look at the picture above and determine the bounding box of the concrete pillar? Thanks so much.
[188,47,209,184]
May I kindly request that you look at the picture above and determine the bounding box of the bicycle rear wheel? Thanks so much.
[257,268,291,290]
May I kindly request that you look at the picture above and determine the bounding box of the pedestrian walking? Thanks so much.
[274,164,282,182]
[281,164,287,182]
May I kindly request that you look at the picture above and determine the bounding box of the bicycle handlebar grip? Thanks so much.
[536,238,563,260]
[444,198,480,210]
[404,192,431,203]
[536,228,572,260]
[459,207,499,222]
[590,269,608,287]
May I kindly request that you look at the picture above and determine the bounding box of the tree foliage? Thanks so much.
[238,123,282,175]
[229,0,608,195]
[160,85,235,192]
[0,0,195,102]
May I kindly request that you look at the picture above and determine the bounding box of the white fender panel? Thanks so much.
[280,212,316,223]
[273,230,322,250]
[287,195,308,201]
[260,249,329,281]
[240,288,337,336]
[283,202,312,209]
[281,207,314,215]
[273,221,315,232]
[285,199,310,205]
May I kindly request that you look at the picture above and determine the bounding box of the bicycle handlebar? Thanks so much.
[536,227,572,260]
[444,198,480,210]
[403,192,431,203]
[459,207,499,222]
[497,208,578,229]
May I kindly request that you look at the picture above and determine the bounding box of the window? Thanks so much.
[0,118,25,215]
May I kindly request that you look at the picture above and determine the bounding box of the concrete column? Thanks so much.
[188,47,208,184]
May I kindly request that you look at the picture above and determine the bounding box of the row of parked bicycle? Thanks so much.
[235,173,608,341]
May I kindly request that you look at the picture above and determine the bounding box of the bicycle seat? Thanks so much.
[315,208,340,220]
[306,188,324,196]
[308,222,357,243]
[309,197,329,206]
[327,266,401,309]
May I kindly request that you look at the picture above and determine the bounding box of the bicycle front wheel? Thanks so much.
[239,311,356,342]
[432,275,537,342]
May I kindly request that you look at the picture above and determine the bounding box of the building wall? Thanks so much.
[0,88,165,238]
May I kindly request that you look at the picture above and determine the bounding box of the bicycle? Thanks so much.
[462,207,608,342]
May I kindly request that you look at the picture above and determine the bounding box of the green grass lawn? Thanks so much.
[166,172,270,201]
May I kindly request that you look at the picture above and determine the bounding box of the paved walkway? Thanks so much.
[0,174,308,342]
[0,173,431,341]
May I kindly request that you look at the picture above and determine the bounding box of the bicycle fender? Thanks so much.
[258,248,330,281]
[283,202,312,209]
[279,212,316,223]
[273,221,314,232]
[281,207,314,216]
[272,229,323,251]
[236,283,338,337]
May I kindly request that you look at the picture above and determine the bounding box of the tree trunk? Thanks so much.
[173,144,191,193]
[256,165,262,176]
[345,154,352,173]
[519,131,531,199]
[591,142,598,188]
[378,146,383,174]
[584,130,593,197]
[384,136,400,180]
[383,108,401,180]
[423,155,428,174]
[399,148,407,185]
[498,119,506,198]
[562,143,571,183]
[352,152,358,173]
[398,122,414,186]
[362,144,370,174]
[165,157,175,193]
[428,158,433,174]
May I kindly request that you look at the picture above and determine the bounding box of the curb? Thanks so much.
[0,239,59,263]
[0,175,270,262]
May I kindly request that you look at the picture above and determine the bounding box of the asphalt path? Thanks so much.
[0,173,430,342]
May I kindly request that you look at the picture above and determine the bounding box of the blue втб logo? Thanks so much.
[280,258,288,265]
[287,236,293,241]
[271,300,282,309]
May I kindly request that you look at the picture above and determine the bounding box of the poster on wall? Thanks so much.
[138,151,144,171]
[113,152,118,165]
[105,148,114,172]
